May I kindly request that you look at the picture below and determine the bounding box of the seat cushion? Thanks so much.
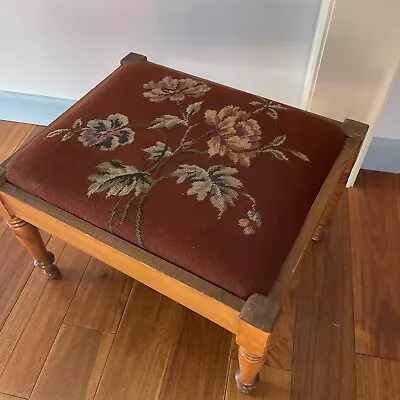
[5,61,346,299]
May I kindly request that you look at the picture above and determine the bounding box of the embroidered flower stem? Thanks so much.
[175,100,186,121]
[108,197,124,233]
[188,130,215,147]
[179,123,199,148]
[120,196,137,224]
[135,192,149,247]
[135,176,170,247]
[146,129,214,177]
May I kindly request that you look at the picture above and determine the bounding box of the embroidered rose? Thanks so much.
[78,114,135,151]
[205,106,262,167]
[143,76,210,103]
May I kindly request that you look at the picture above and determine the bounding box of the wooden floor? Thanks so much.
[0,120,399,399]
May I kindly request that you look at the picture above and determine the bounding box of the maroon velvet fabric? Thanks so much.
[6,61,346,299]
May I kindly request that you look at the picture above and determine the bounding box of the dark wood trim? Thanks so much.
[268,119,368,304]
[240,294,280,333]
[120,52,148,65]
[312,119,368,242]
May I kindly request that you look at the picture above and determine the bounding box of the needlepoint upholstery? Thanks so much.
[5,61,347,299]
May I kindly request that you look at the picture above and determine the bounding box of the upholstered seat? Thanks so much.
[5,61,346,299]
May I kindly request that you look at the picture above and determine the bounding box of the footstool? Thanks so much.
[0,52,367,394]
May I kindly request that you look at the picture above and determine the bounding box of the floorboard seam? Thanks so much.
[91,280,136,400]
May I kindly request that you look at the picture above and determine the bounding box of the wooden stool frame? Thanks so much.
[0,52,368,394]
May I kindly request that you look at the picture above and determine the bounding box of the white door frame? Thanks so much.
[301,0,400,186]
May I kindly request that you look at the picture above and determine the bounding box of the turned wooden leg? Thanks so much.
[7,217,60,279]
[235,345,268,393]
[235,294,279,394]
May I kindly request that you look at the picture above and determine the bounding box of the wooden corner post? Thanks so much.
[312,119,368,241]
[120,52,148,66]
[235,294,280,393]
[0,167,60,279]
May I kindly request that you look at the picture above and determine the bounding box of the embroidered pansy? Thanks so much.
[78,114,135,151]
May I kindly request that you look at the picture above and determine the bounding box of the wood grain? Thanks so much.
[225,359,291,400]
[16,125,44,149]
[65,257,133,333]
[356,354,400,400]
[350,171,400,360]
[0,244,91,398]
[0,394,24,400]
[95,283,184,400]
[291,194,356,400]
[0,121,33,163]
[266,270,298,370]
[158,310,231,400]
[0,229,50,329]
[0,236,66,375]
[30,324,113,400]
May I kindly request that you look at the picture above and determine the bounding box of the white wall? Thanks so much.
[0,0,322,106]
[309,0,400,124]
[305,0,400,184]
[373,74,400,139]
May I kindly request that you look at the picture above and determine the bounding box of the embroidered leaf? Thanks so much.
[267,108,278,119]
[264,148,289,162]
[46,128,69,138]
[61,132,75,141]
[88,160,152,198]
[143,141,173,160]
[186,102,203,119]
[173,164,243,218]
[149,115,187,129]
[270,135,286,146]
[249,100,263,106]
[289,149,310,162]
[72,118,82,129]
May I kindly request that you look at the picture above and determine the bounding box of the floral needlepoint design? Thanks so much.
[249,98,288,120]
[143,76,211,103]
[46,118,84,142]
[45,73,311,248]
[78,114,135,151]
[173,164,243,218]
[237,193,262,235]
[46,113,135,151]
[205,106,262,167]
